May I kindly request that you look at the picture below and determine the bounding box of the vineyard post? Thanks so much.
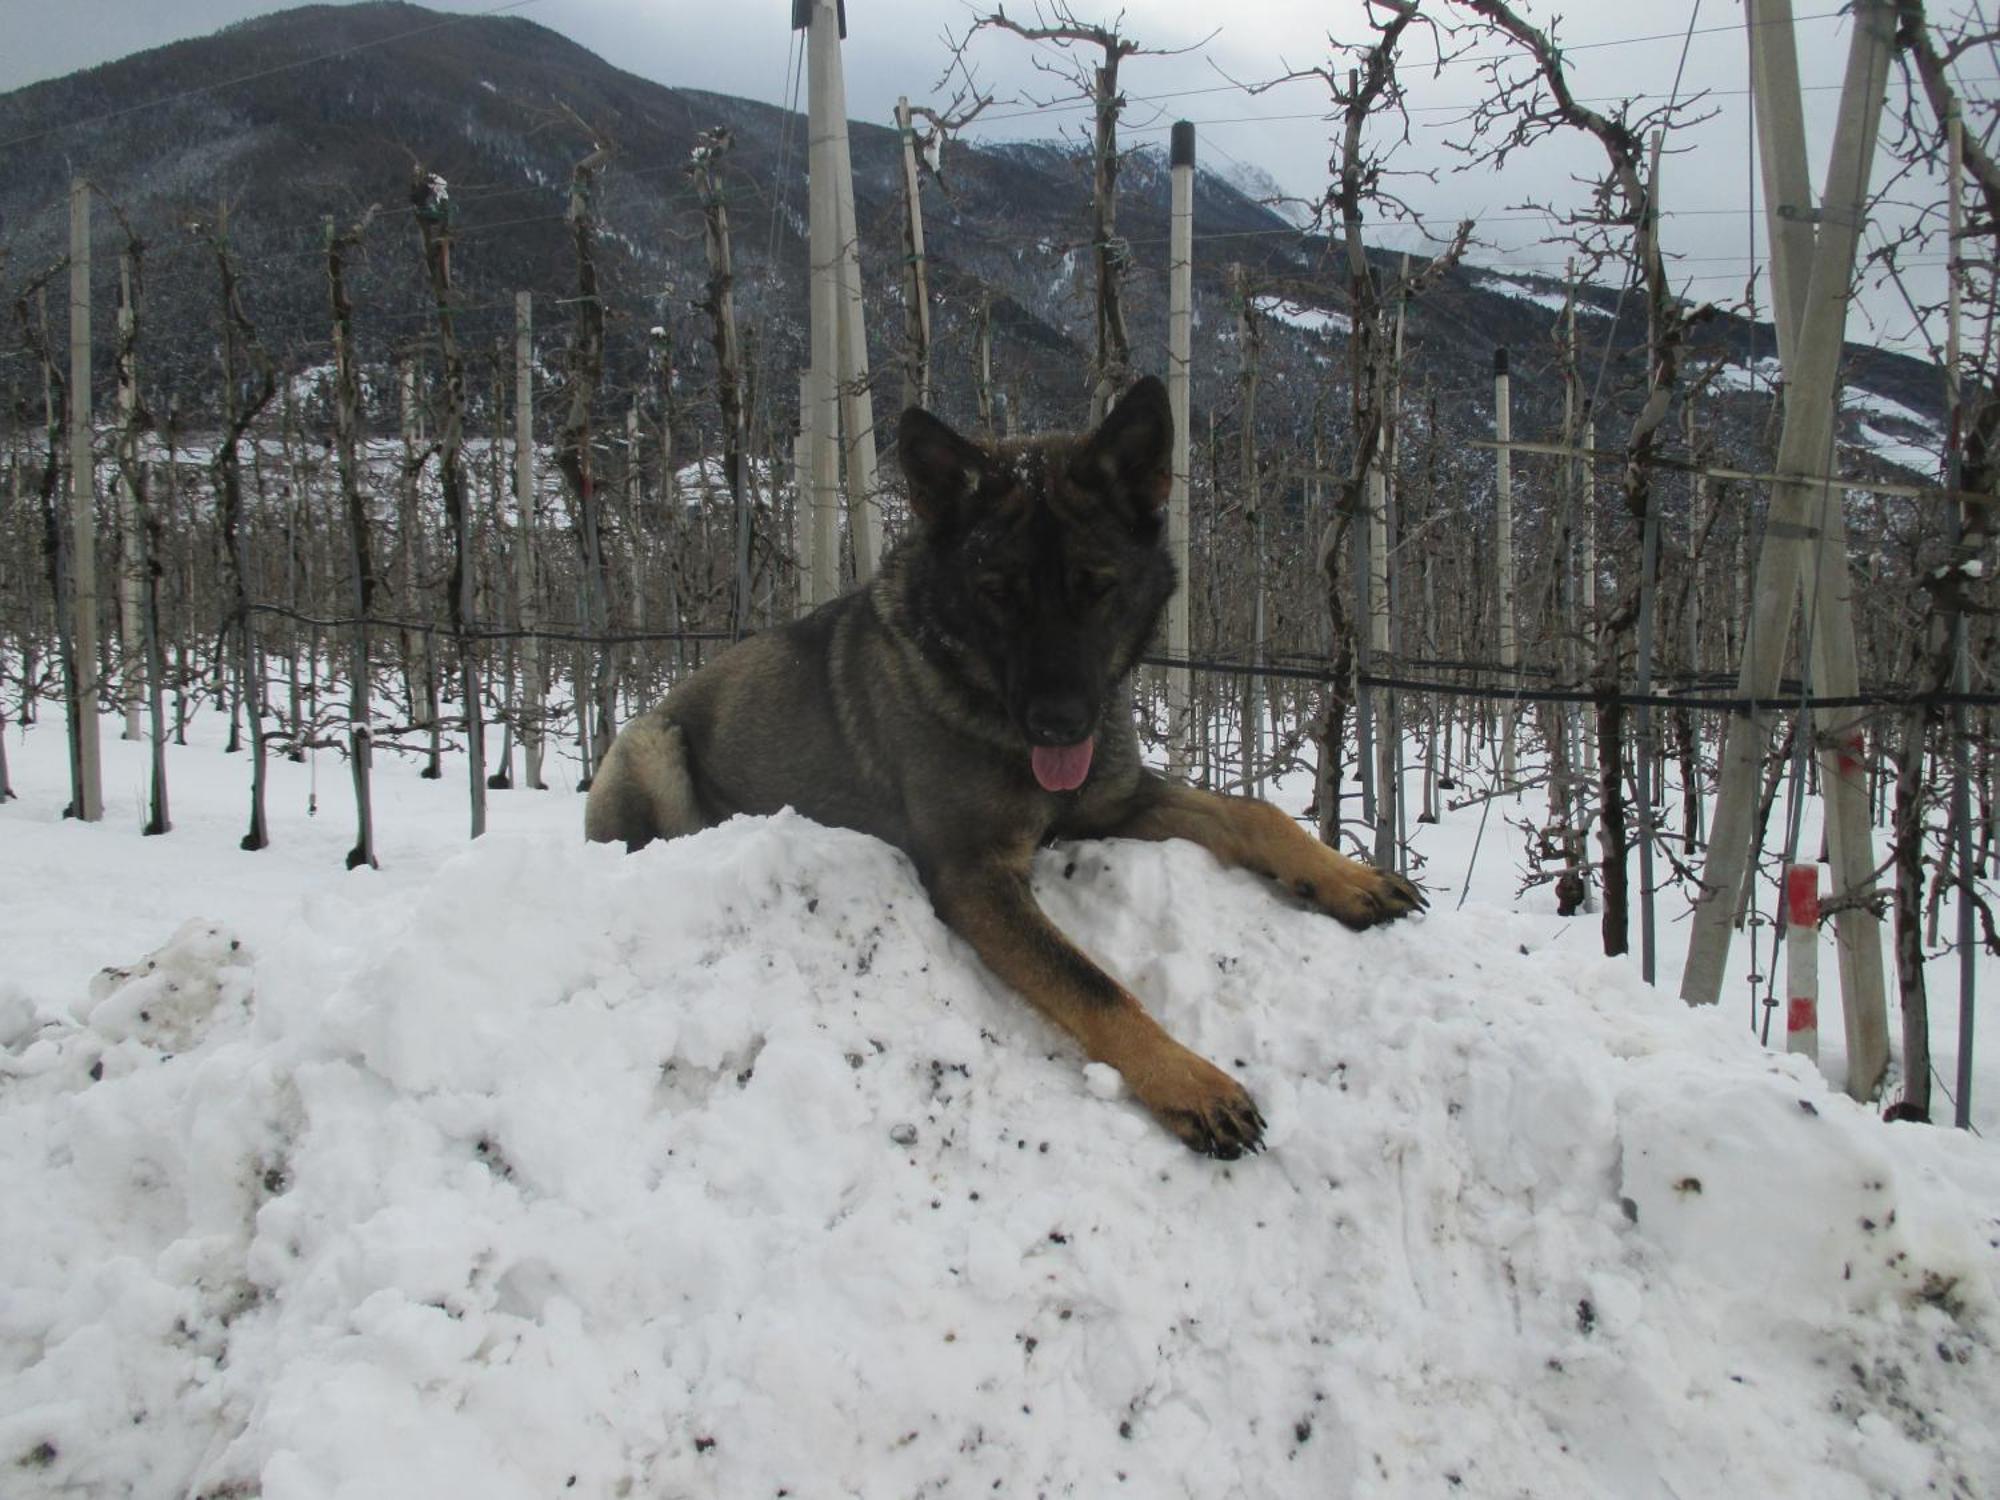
[689,129,751,638]
[116,248,142,744]
[209,196,276,848]
[1374,264,1409,871]
[1164,120,1194,779]
[0,425,16,802]
[110,229,167,836]
[895,97,933,413]
[1681,0,1893,1103]
[801,0,843,609]
[1493,346,1516,791]
[1557,270,1588,897]
[1632,131,1665,984]
[1682,399,1707,848]
[398,359,442,779]
[828,33,881,580]
[554,128,617,781]
[325,212,375,867]
[412,168,486,837]
[974,293,994,440]
[68,178,103,822]
[1232,263,1265,795]
[1944,107,1978,1128]
[514,291,545,791]
[1579,400,1596,791]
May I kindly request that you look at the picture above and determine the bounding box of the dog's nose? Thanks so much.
[1025,697,1093,745]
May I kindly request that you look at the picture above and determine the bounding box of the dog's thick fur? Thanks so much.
[586,377,1422,1157]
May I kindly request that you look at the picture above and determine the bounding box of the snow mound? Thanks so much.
[3,815,1997,1497]
[79,919,255,1051]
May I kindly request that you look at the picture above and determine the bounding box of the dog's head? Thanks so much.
[895,377,1177,790]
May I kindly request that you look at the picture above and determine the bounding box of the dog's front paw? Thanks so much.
[1132,1047,1266,1160]
[1307,861,1427,930]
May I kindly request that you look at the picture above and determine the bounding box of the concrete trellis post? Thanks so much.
[796,0,879,596]
[1682,0,1893,1102]
[801,0,845,609]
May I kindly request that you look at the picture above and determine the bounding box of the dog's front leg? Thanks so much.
[1105,778,1425,929]
[927,857,1265,1158]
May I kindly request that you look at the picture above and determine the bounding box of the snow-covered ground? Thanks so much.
[1252,294,1353,340]
[1472,274,1611,319]
[3,704,1997,1498]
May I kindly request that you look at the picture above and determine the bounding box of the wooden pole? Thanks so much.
[895,97,933,413]
[1684,399,1708,849]
[1945,108,1978,1127]
[116,251,142,744]
[1374,263,1408,869]
[1682,0,1894,1106]
[690,131,752,638]
[1633,131,1665,984]
[413,172,487,838]
[1581,404,1597,795]
[399,359,441,780]
[326,214,373,866]
[1086,46,1131,423]
[975,293,995,440]
[1232,263,1264,794]
[1560,267,1589,896]
[515,291,545,790]
[68,178,103,822]
[210,198,275,847]
[794,370,813,607]
[1354,464,1377,837]
[1165,121,1194,779]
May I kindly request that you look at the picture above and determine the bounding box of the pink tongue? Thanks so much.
[1031,737,1095,792]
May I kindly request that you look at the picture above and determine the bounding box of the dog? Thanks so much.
[585,376,1424,1157]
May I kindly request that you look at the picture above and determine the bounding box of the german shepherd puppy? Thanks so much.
[586,377,1423,1157]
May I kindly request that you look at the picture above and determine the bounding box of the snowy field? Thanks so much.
[3,703,1998,1498]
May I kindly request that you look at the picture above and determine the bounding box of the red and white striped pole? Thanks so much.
[1785,863,1820,1061]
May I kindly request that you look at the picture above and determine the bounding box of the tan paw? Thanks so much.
[1298,862,1426,931]
[1128,1045,1266,1160]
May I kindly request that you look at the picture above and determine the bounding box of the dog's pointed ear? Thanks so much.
[898,406,989,530]
[1072,375,1173,512]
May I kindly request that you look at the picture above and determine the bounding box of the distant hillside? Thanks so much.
[0,1,1944,479]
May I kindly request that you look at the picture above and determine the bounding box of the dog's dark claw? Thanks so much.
[1170,1092,1267,1160]
[1338,867,1426,928]
[1383,871,1427,915]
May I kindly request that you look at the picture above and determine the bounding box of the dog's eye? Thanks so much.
[976,573,1016,609]
[1070,569,1116,603]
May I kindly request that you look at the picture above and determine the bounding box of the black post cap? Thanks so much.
[792,0,845,36]
[1171,121,1195,170]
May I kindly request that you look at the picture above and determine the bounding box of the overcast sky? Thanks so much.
[0,0,1971,358]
